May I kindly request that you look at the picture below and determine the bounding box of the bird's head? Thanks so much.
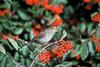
[52,26,58,32]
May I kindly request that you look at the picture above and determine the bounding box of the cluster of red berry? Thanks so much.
[96,44,100,52]
[91,13,100,23]
[25,0,63,15]
[38,51,52,64]
[0,9,10,16]
[37,40,73,63]
[32,22,43,36]
[51,14,62,26]
[25,0,63,36]
[25,0,40,6]
[52,41,73,58]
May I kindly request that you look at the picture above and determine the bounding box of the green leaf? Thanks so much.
[62,50,71,61]
[29,31,34,40]
[14,27,23,35]
[80,23,86,32]
[17,10,31,20]
[71,61,78,66]
[71,45,81,57]
[26,59,32,67]
[3,22,10,30]
[0,53,4,61]
[53,27,63,41]
[24,34,28,40]
[0,56,6,67]
[0,24,2,32]
[80,43,89,60]
[45,10,51,17]
[96,26,100,38]
[20,56,25,65]
[60,30,67,40]
[8,0,13,4]
[95,53,100,60]
[0,45,6,54]
[57,0,67,4]
[8,38,19,50]
[24,22,32,27]
[97,64,100,67]
[22,46,29,56]
[55,62,73,67]
[88,41,95,55]
[14,52,19,61]
[0,2,10,9]
[87,23,94,35]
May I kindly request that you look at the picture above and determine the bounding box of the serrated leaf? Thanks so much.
[88,41,95,55]
[0,45,6,54]
[80,43,89,60]
[8,38,19,50]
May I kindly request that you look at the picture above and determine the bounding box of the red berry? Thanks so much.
[52,41,73,58]
[83,0,91,3]
[96,44,100,52]
[2,35,8,40]
[75,54,80,60]
[25,0,34,6]
[13,35,19,40]
[91,13,100,23]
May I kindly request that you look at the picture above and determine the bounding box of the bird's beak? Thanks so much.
[55,28,58,32]
[53,26,58,32]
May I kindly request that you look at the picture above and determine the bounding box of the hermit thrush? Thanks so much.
[32,26,58,45]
